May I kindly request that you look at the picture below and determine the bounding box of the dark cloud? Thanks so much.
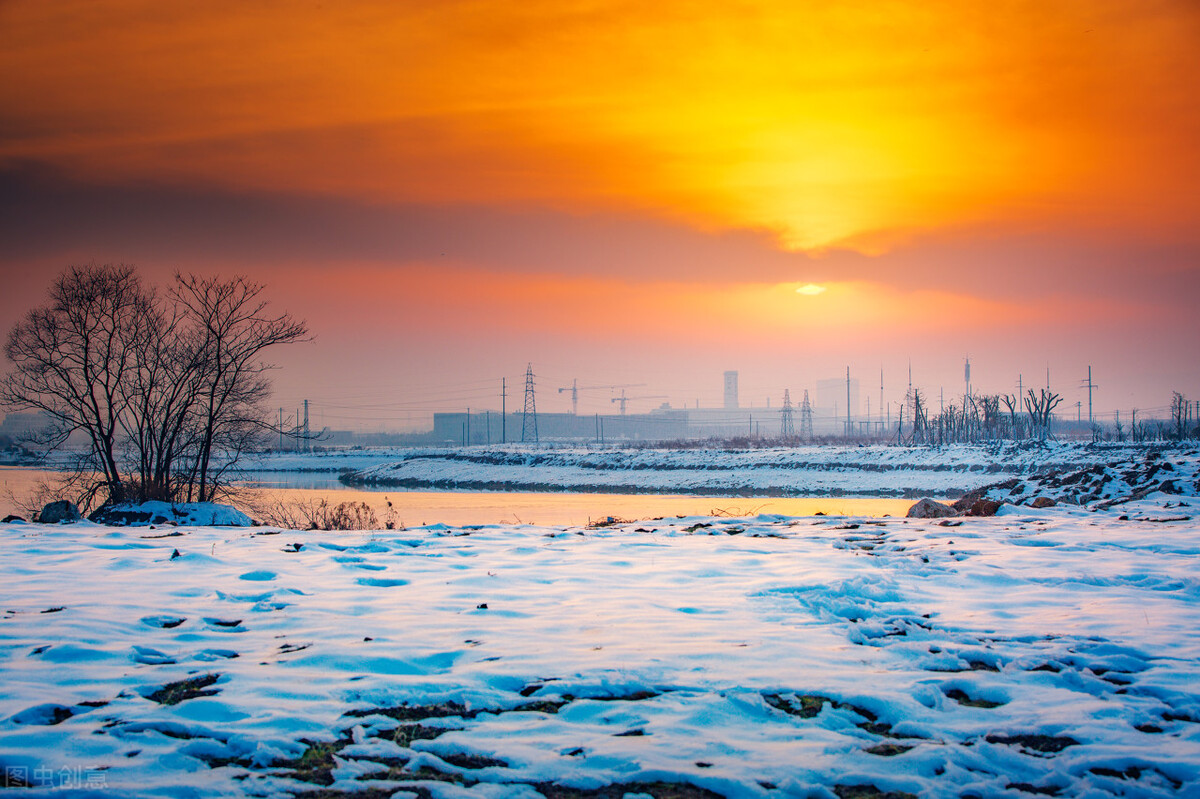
[0,162,826,283]
[2,161,1197,309]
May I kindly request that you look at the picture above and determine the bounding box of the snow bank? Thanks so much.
[976,446,1200,508]
[87,501,252,527]
[328,441,1169,498]
[2,499,1200,796]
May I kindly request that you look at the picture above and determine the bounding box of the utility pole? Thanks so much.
[303,399,310,453]
[845,366,852,437]
[278,407,284,451]
[1018,373,1023,404]
[521,363,538,444]
[1082,365,1097,426]
[906,361,913,430]
[879,367,884,435]
[486,411,491,445]
[964,357,971,400]
[501,378,507,444]
[466,407,470,446]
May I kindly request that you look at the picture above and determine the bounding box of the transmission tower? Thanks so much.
[521,363,538,444]
[799,389,814,440]
[780,389,795,437]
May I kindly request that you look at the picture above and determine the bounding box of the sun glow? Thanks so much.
[1,1,1196,253]
[796,284,827,296]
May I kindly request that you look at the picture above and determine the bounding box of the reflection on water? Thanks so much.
[236,486,916,528]
[1,466,919,527]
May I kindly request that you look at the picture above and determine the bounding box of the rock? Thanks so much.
[38,500,81,524]
[906,498,958,518]
[1030,496,1057,509]
[962,499,1003,517]
[2,514,26,523]
[89,506,155,526]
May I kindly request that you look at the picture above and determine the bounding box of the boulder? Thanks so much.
[1030,496,1057,509]
[88,506,160,526]
[2,514,26,523]
[906,498,958,518]
[38,500,81,524]
[962,498,1003,517]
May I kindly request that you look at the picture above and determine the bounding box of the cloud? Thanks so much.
[2,1,1198,249]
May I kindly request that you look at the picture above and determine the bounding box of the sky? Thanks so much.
[1,0,1198,431]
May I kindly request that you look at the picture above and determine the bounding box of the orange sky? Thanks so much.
[1,0,1198,427]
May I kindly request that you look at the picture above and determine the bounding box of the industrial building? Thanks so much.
[429,369,865,444]
[431,406,852,444]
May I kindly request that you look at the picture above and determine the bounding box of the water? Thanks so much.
[0,466,919,526]
[233,469,353,490]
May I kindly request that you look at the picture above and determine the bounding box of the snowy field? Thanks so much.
[4,491,1200,797]
[311,442,1154,498]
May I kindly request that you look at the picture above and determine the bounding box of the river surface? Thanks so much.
[0,466,918,526]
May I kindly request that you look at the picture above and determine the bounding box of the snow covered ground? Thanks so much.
[4,492,1200,797]
[306,442,1169,498]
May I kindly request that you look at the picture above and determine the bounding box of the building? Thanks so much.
[723,371,739,409]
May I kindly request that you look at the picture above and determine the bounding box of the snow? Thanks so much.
[3,488,1200,796]
[87,501,253,527]
[979,448,1200,509]
[297,441,1172,498]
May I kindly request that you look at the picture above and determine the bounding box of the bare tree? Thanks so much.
[1171,392,1191,440]
[1,265,155,503]
[1000,393,1025,439]
[2,265,307,509]
[171,274,309,502]
[907,388,929,445]
[1023,388,1062,442]
[117,296,207,501]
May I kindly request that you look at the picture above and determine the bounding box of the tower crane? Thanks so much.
[557,380,645,415]
[610,389,668,415]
